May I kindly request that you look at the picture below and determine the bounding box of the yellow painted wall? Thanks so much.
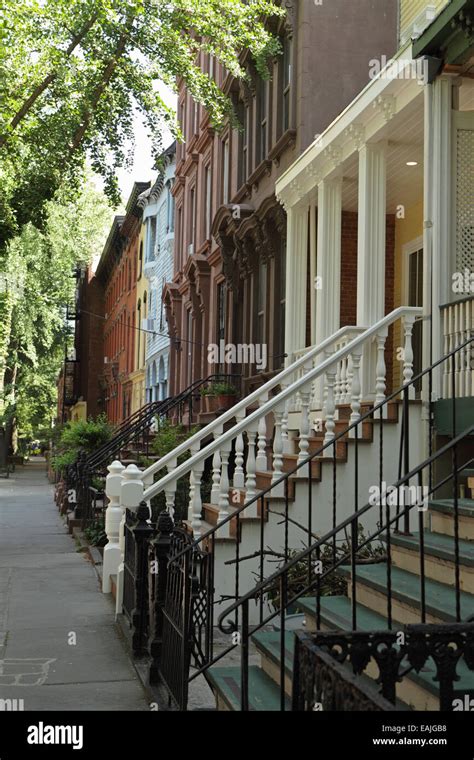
[400,0,450,41]
[70,401,87,422]
[393,199,424,388]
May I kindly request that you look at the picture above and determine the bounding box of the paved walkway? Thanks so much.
[0,459,149,710]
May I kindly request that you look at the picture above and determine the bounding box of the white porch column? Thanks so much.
[315,178,342,408]
[284,205,308,365]
[429,76,453,399]
[357,142,387,397]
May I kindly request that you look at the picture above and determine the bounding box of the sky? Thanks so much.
[93,81,177,207]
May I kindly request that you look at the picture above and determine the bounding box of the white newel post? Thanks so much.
[357,142,387,399]
[349,348,363,436]
[102,460,125,593]
[116,464,144,615]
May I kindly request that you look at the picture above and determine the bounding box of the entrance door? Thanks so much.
[407,244,423,396]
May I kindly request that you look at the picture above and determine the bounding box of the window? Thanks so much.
[217,282,226,340]
[205,165,212,240]
[238,101,249,187]
[177,206,183,263]
[281,36,292,134]
[256,259,267,348]
[137,300,141,368]
[159,277,166,331]
[138,242,143,280]
[166,181,175,233]
[209,54,214,80]
[192,99,199,135]
[147,217,157,262]
[189,187,196,253]
[222,139,230,204]
[256,77,269,164]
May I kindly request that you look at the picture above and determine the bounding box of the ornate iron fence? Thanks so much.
[292,625,474,712]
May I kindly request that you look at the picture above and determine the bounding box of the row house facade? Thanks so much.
[165,0,400,406]
[96,182,150,424]
[143,143,176,404]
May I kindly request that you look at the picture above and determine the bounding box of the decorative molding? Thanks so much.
[344,123,366,151]
[373,95,396,124]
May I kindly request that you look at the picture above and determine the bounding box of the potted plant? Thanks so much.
[211,381,238,411]
[199,384,218,413]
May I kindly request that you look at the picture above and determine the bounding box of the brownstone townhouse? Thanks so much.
[164,0,400,408]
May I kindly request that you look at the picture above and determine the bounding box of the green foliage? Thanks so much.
[209,381,238,396]
[58,415,113,454]
[150,420,209,523]
[0,0,284,235]
[0,178,112,438]
[52,414,113,472]
[84,518,107,547]
[152,420,200,464]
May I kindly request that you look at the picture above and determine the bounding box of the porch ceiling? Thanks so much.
[341,93,424,214]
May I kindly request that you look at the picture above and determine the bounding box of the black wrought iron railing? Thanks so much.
[119,336,474,710]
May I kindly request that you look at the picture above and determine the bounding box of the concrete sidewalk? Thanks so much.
[0,459,149,711]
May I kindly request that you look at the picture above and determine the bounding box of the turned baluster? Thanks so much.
[244,421,258,517]
[403,315,416,400]
[297,381,312,475]
[349,349,363,437]
[374,327,388,414]
[323,358,337,449]
[256,394,268,471]
[271,403,286,497]
[233,413,245,489]
[217,440,232,537]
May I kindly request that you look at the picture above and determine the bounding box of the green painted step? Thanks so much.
[387,530,474,565]
[251,629,410,710]
[296,595,474,700]
[430,499,474,518]
[337,563,474,622]
[206,665,291,711]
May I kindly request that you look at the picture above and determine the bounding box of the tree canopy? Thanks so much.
[0,179,112,439]
[0,0,283,243]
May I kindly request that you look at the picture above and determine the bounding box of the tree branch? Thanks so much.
[0,14,98,149]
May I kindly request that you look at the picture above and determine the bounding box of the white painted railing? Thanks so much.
[103,306,421,597]
[442,297,474,399]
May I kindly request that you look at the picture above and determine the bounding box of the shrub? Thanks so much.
[52,415,113,474]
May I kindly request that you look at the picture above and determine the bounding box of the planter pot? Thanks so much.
[203,396,220,413]
[217,394,238,411]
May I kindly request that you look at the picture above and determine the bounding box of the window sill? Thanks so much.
[268,129,297,166]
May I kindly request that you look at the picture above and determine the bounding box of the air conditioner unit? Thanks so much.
[104,357,109,364]
[188,243,194,256]
[142,318,156,332]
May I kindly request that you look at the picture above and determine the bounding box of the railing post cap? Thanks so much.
[107,460,125,475]
[123,463,143,479]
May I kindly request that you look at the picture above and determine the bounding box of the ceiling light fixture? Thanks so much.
[406,161,418,166]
